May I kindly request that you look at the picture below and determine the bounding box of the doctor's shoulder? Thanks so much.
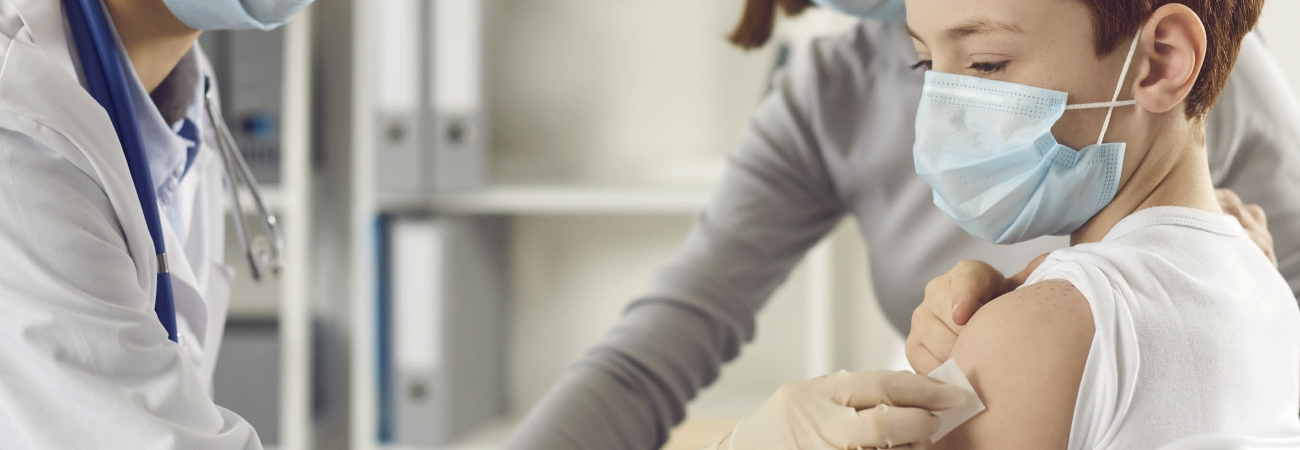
[779,20,920,97]
[0,16,149,268]
[0,30,127,182]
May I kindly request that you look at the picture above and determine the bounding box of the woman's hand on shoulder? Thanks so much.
[906,254,1049,374]
[1216,188,1277,267]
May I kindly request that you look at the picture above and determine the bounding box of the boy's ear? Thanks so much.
[1132,3,1207,115]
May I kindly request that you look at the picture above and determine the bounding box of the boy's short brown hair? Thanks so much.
[729,0,1262,118]
[1076,0,1263,118]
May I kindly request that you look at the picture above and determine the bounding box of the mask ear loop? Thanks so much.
[1064,29,1143,146]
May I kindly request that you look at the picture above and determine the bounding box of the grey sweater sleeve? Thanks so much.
[501,33,856,450]
[1206,31,1300,297]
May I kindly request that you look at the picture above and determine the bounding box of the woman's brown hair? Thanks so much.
[728,0,814,50]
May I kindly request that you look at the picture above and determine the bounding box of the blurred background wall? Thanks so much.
[1261,1,1300,103]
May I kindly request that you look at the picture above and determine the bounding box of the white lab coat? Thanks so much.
[0,0,259,448]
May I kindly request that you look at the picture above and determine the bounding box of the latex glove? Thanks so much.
[1217,188,1278,267]
[718,370,968,450]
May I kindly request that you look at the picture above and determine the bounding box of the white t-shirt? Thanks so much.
[1026,207,1300,450]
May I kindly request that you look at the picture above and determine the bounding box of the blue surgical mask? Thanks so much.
[913,32,1141,244]
[162,0,313,30]
[811,0,905,23]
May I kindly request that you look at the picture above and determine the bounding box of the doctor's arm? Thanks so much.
[0,129,260,449]
[502,38,849,450]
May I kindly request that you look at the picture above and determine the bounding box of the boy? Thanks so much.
[906,0,1300,448]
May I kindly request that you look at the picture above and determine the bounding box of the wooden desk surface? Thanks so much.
[661,418,739,450]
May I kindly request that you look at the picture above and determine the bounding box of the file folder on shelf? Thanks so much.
[374,0,486,193]
[376,216,507,446]
[373,0,423,192]
[427,0,486,191]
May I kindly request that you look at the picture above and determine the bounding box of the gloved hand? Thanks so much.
[716,370,968,449]
[904,188,1277,374]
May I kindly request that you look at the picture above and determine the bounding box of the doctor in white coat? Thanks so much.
[0,0,308,447]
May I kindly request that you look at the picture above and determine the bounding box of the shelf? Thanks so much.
[378,185,715,216]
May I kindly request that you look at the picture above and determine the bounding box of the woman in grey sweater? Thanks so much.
[504,0,1300,448]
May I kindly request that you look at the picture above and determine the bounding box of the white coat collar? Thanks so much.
[0,0,214,339]
[14,0,205,205]
[0,6,155,293]
[9,0,78,80]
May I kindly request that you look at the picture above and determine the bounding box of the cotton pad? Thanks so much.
[926,359,986,442]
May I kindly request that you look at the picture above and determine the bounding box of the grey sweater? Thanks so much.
[505,21,1300,450]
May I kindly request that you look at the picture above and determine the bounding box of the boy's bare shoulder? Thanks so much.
[932,279,1095,450]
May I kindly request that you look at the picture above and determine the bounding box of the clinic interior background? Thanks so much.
[209,1,1300,449]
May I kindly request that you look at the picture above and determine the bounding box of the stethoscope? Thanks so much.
[65,0,283,343]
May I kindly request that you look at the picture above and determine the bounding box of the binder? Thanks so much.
[374,0,486,193]
[379,216,507,446]
[427,0,486,191]
[374,0,423,191]
[389,218,447,444]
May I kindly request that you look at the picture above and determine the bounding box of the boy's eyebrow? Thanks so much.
[908,18,1025,44]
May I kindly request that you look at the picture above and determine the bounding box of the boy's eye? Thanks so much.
[968,60,1010,75]
[911,60,933,71]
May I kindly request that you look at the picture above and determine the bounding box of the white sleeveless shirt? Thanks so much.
[1025,207,1300,450]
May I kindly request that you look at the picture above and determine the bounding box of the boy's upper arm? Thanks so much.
[931,279,1096,450]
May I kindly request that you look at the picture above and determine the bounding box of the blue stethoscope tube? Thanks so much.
[65,0,179,343]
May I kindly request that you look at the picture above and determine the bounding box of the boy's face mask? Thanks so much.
[913,31,1141,245]
[810,0,906,23]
